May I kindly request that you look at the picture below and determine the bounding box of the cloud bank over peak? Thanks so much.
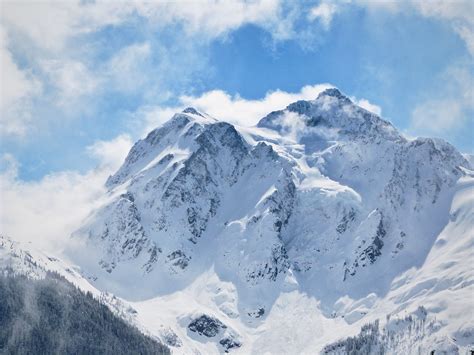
[139,85,382,133]
[0,133,133,253]
[180,84,332,126]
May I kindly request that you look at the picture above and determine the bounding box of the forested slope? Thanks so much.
[0,271,169,355]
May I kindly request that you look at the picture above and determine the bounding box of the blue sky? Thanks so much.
[1,1,473,182]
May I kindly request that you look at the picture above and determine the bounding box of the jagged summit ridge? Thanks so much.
[182,107,204,117]
[317,87,352,102]
[105,109,217,189]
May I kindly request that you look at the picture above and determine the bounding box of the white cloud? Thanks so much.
[107,42,152,94]
[0,28,34,110]
[308,2,339,29]
[0,1,131,52]
[148,0,286,39]
[180,84,332,126]
[413,1,474,56]
[0,159,107,253]
[0,153,19,179]
[0,134,132,252]
[0,1,288,52]
[87,134,133,171]
[355,0,474,57]
[354,98,382,116]
[41,59,100,108]
[411,99,464,133]
[138,106,183,135]
[0,27,41,136]
[409,62,473,136]
[455,24,474,57]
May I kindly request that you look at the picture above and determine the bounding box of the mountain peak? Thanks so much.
[182,107,204,117]
[65,90,470,354]
[317,88,351,103]
[257,87,401,141]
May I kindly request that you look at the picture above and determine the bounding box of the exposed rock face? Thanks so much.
[188,315,227,338]
[187,314,242,353]
[344,211,387,280]
[219,336,242,353]
[160,328,182,348]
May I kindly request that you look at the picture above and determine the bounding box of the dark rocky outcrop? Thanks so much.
[188,315,227,337]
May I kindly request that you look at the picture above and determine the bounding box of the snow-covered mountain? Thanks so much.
[2,88,473,354]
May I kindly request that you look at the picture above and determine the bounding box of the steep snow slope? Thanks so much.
[2,88,472,354]
[321,173,474,354]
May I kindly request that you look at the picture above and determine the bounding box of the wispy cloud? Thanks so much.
[0,28,41,136]
[106,43,152,94]
[0,134,132,252]
[306,1,474,57]
[86,134,133,171]
[41,59,99,108]
[0,154,105,252]
[412,0,474,57]
[353,98,382,116]
[354,0,474,57]
[409,62,473,137]
[308,2,339,29]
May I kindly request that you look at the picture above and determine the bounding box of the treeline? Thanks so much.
[0,271,169,354]
[322,320,383,355]
[321,307,447,355]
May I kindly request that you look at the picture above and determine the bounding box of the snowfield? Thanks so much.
[1,88,473,354]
